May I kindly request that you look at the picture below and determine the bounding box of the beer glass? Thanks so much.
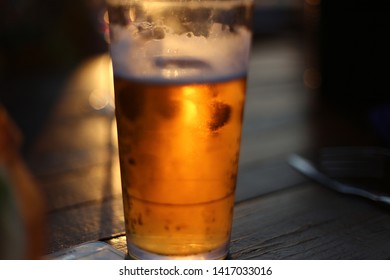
[106,0,253,259]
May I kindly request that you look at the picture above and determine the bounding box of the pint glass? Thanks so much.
[106,0,253,259]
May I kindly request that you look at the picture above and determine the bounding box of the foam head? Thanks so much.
[108,0,253,83]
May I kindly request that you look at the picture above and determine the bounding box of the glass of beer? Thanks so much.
[106,0,253,259]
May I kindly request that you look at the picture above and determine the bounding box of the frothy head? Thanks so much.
[108,1,253,83]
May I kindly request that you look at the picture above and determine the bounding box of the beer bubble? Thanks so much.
[208,102,231,131]
[137,23,166,40]
[153,27,165,39]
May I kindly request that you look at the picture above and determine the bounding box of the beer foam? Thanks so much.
[109,23,252,83]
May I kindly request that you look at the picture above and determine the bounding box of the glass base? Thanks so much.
[126,242,230,260]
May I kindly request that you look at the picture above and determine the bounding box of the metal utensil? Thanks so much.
[288,147,390,205]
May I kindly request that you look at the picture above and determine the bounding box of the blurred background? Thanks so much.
[2,0,390,157]
[0,0,305,152]
[1,0,390,259]
[0,0,108,152]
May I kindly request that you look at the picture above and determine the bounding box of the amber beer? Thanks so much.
[115,75,246,258]
[107,0,253,259]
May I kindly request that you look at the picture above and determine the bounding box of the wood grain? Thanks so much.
[231,183,390,260]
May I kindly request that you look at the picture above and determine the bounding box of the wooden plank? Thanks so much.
[240,37,309,168]
[46,194,125,254]
[240,121,308,167]
[244,83,307,123]
[230,183,390,259]
[38,160,122,212]
[248,37,304,88]
[236,159,307,202]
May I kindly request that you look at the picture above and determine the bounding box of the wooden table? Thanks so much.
[24,35,390,260]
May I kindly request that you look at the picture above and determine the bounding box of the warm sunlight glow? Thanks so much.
[305,0,321,6]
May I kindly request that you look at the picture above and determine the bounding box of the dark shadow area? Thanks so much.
[0,0,108,154]
[304,1,390,151]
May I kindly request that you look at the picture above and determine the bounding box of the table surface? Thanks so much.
[24,35,390,260]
